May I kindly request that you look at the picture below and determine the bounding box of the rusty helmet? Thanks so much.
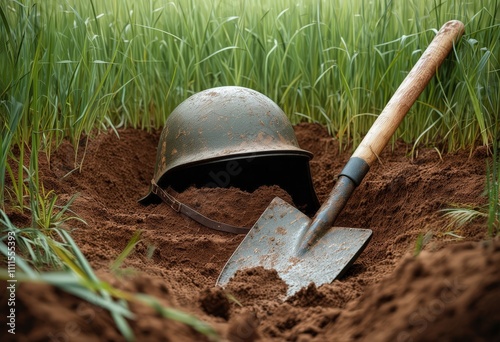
[139,86,319,215]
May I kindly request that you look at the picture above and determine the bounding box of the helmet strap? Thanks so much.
[151,181,250,234]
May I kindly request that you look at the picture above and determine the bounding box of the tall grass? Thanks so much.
[1,2,498,200]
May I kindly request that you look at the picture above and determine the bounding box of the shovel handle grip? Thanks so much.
[352,20,464,167]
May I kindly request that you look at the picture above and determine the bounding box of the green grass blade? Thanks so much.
[111,229,142,272]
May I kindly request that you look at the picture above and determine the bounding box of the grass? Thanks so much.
[0,0,499,339]
[442,136,500,237]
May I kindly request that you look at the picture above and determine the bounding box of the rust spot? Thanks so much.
[289,256,301,266]
[277,132,290,145]
[176,129,187,138]
[255,131,274,145]
[276,227,287,235]
[161,141,167,156]
[171,148,178,155]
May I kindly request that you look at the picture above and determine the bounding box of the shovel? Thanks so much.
[217,20,465,298]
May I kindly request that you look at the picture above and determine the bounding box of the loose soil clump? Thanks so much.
[2,123,498,341]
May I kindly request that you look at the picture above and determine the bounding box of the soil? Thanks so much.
[2,123,499,341]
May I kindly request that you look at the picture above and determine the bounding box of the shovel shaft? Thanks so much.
[300,20,465,250]
[298,175,356,251]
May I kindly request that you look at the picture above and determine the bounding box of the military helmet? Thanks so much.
[139,86,319,215]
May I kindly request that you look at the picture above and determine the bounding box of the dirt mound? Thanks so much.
[2,123,498,341]
[326,241,500,342]
[176,185,294,229]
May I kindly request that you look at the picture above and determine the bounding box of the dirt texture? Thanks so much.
[2,123,499,341]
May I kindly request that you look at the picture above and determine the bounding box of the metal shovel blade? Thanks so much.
[217,197,372,298]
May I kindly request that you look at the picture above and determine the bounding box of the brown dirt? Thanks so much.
[2,123,499,341]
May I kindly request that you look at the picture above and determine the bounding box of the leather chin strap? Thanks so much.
[150,180,250,234]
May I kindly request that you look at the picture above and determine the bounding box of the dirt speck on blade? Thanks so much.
[2,123,498,342]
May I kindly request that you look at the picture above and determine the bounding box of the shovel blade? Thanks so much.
[217,197,372,298]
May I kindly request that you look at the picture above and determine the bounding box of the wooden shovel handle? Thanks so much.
[303,21,464,250]
[352,20,465,166]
